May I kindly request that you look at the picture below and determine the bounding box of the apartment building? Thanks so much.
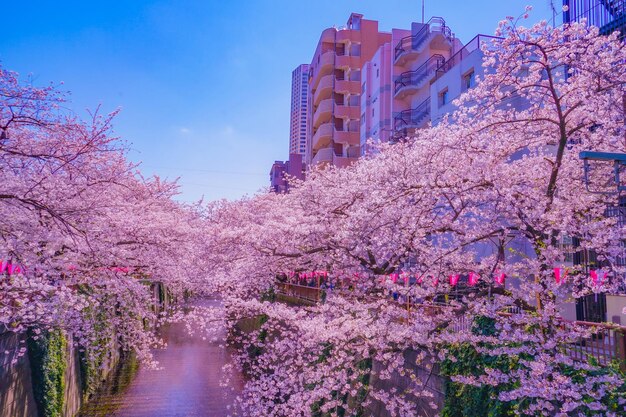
[307,13,391,169]
[562,0,626,324]
[269,153,304,193]
[289,64,310,156]
[429,34,507,125]
[390,18,459,140]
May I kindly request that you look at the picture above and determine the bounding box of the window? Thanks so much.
[438,89,449,107]
[376,68,379,78]
[372,108,375,117]
[463,69,475,91]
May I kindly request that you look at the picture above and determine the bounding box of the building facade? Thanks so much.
[289,64,310,156]
[306,13,392,169]
[269,153,304,193]
[391,18,459,140]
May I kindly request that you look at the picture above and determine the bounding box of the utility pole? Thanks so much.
[422,0,425,23]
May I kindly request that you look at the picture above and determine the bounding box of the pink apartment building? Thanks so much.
[307,13,391,169]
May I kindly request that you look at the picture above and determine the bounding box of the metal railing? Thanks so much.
[434,34,502,82]
[394,17,454,61]
[394,54,445,94]
[274,283,626,368]
[564,0,625,35]
[393,98,431,130]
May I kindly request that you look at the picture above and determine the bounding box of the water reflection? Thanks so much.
[79,299,243,417]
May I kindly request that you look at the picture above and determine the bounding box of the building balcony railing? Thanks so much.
[394,17,454,62]
[394,54,445,97]
[311,123,333,150]
[335,79,360,94]
[312,99,333,129]
[336,54,360,69]
[313,74,333,106]
[434,34,502,82]
[334,128,359,146]
[335,104,360,120]
[311,147,336,166]
[393,98,431,130]
[564,0,626,36]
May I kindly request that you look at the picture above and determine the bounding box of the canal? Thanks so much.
[79,299,244,417]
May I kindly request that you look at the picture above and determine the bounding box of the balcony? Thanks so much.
[335,79,360,94]
[394,17,454,65]
[336,30,360,43]
[336,54,360,69]
[334,129,359,146]
[320,27,336,43]
[393,98,431,131]
[335,105,360,120]
[318,50,335,70]
[313,74,334,105]
[311,123,333,150]
[312,99,333,129]
[394,54,445,99]
[311,147,334,166]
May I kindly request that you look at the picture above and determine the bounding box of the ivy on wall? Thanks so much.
[28,329,68,417]
[440,317,626,417]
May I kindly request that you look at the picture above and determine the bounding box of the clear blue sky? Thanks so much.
[0,1,559,202]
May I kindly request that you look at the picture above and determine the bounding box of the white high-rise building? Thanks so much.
[289,64,310,156]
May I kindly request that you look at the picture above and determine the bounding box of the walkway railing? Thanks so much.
[275,282,626,369]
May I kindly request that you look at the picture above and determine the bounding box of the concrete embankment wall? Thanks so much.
[366,349,445,417]
[0,281,170,417]
[234,309,446,417]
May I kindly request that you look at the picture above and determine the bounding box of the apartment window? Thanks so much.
[438,88,449,107]
[376,68,379,78]
[361,82,366,94]
[372,108,375,117]
[463,69,475,91]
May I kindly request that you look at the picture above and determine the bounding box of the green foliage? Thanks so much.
[260,287,276,303]
[28,329,68,417]
[441,317,626,417]
[79,306,113,400]
[440,316,516,417]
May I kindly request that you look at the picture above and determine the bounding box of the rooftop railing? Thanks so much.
[394,17,454,61]
[433,34,502,82]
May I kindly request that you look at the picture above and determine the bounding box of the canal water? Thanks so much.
[79,299,244,417]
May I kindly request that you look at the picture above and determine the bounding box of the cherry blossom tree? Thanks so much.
[0,66,206,365]
[202,14,626,417]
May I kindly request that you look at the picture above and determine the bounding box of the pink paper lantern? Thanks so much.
[449,274,460,286]
[468,272,479,286]
[554,267,567,284]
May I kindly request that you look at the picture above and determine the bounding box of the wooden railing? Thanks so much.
[275,283,323,304]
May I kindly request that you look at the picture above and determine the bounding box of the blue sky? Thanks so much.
[1,1,559,202]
